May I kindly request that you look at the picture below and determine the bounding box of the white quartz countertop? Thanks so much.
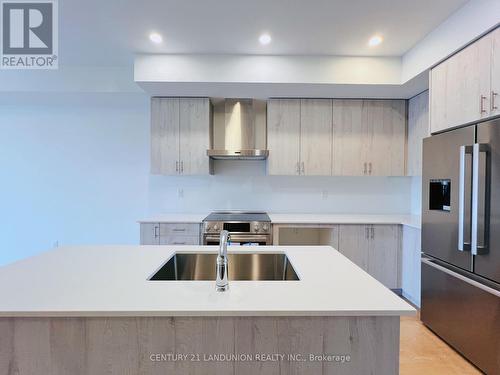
[138,213,421,229]
[0,245,415,317]
[138,213,206,223]
[269,214,421,229]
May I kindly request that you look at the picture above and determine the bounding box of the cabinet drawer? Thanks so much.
[159,223,200,236]
[159,235,200,246]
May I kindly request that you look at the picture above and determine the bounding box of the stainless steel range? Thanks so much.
[202,211,272,246]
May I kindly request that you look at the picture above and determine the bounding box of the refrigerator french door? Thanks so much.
[422,119,500,375]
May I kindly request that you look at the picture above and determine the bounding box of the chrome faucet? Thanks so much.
[216,230,230,292]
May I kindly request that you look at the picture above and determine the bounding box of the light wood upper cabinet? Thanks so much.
[363,100,406,176]
[430,28,498,133]
[151,98,180,175]
[300,99,333,176]
[267,99,332,176]
[332,100,406,176]
[179,98,211,175]
[267,99,301,175]
[407,91,429,176]
[269,99,405,176]
[151,98,211,175]
[332,100,365,175]
[491,27,500,118]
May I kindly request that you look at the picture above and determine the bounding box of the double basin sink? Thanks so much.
[150,253,299,281]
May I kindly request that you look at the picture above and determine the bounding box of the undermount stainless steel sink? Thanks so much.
[149,253,299,281]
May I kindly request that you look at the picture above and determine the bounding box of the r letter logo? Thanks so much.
[1,0,58,69]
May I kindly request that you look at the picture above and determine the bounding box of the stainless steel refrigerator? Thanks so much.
[422,118,500,374]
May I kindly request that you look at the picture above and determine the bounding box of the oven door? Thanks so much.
[204,234,271,246]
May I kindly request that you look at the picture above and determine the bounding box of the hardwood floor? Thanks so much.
[400,315,482,375]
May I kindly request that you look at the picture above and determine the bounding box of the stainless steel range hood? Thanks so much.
[207,99,268,160]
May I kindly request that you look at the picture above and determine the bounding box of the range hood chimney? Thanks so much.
[207,99,268,160]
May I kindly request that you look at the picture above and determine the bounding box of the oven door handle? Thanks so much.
[204,234,271,243]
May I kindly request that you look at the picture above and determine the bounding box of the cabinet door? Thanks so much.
[140,223,160,245]
[300,99,332,176]
[368,225,401,289]
[402,226,421,306]
[407,91,429,176]
[430,34,492,133]
[363,100,406,176]
[267,99,301,175]
[491,27,500,118]
[338,225,369,271]
[151,98,180,175]
[179,98,211,175]
[332,100,366,176]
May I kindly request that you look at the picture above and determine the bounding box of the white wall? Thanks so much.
[402,0,500,82]
[0,92,413,265]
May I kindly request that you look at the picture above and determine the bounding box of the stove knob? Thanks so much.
[206,225,211,231]
[213,224,219,231]
[263,224,269,231]
[254,225,260,232]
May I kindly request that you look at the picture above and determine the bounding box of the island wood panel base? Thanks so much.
[0,316,399,375]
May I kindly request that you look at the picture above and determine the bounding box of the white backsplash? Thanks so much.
[148,160,412,214]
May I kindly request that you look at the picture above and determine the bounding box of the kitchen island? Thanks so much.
[0,245,414,374]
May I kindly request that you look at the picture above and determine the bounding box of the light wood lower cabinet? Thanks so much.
[337,225,369,270]
[274,223,402,290]
[367,225,401,289]
[140,223,160,245]
[338,224,401,289]
[0,316,399,375]
[140,223,201,245]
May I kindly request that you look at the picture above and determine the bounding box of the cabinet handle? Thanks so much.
[301,162,305,175]
[365,227,369,239]
[363,163,367,175]
[368,162,372,175]
[492,91,498,111]
[172,228,186,232]
[153,225,159,238]
[371,227,374,240]
[172,242,186,245]
[296,162,300,175]
[480,95,487,114]
[175,161,179,172]
[180,161,184,173]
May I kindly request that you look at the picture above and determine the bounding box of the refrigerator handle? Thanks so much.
[471,143,489,255]
[458,145,472,251]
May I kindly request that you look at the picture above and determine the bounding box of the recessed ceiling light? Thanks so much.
[368,35,383,47]
[259,33,272,45]
[149,32,163,44]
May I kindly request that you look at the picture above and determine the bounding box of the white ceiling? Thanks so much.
[59,0,469,66]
